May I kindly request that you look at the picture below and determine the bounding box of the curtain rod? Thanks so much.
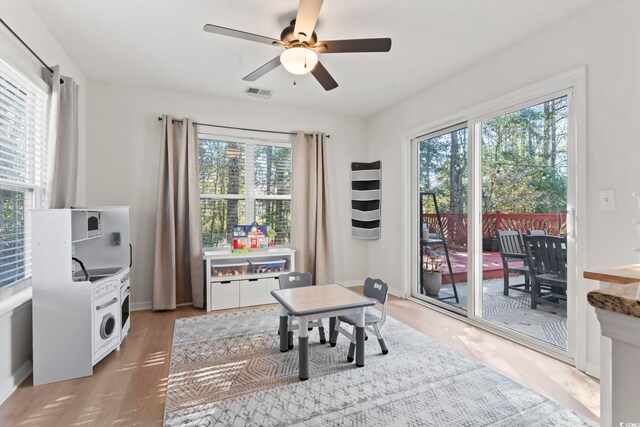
[0,17,54,74]
[157,116,330,138]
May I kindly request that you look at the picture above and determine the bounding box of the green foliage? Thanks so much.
[199,139,292,247]
[0,190,26,287]
[481,97,567,214]
[419,96,568,216]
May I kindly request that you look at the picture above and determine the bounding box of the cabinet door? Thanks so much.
[239,279,267,307]
[264,278,280,304]
[211,281,240,310]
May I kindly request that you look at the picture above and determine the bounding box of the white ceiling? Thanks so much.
[27,0,596,117]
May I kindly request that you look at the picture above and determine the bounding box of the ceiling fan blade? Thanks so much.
[311,61,338,91]
[315,38,392,53]
[242,56,282,81]
[203,24,281,46]
[293,0,323,42]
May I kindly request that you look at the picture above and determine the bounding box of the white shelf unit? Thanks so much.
[204,248,295,311]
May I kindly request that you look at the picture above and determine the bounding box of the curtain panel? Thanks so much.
[291,132,335,285]
[44,65,79,208]
[153,116,204,310]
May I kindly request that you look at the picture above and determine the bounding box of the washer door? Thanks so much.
[100,314,116,339]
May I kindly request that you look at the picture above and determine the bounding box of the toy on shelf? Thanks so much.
[231,221,269,253]
[267,226,277,247]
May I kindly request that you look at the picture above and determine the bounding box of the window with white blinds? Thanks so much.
[0,58,49,288]
[199,137,292,247]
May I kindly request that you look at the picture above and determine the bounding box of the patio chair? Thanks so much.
[278,272,326,348]
[497,230,530,296]
[523,235,567,309]
[526,229,547,236]
[331,278,389,362]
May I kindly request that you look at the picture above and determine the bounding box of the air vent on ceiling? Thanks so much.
[245,87,272,99]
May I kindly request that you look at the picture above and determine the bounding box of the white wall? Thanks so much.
[367,0,640,377]
[85,81,369,309]
[0,0,87,405]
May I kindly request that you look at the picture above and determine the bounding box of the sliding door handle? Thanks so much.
[566,208,575,238]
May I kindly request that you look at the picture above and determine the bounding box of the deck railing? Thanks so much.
[423,211,567,247]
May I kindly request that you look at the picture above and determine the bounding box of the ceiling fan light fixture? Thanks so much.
[280,47,318,75]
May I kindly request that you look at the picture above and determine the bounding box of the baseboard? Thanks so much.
[337,279,364,288]
[0,360,32,406]
[585,361,600,380]
[388,287,405,298]
[131,301,152,312]
[338,280,405,299]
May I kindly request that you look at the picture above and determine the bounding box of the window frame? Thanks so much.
[197,130,293,248]
[0,56,50,294]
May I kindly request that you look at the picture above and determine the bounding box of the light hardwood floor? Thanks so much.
[0,292,599,425]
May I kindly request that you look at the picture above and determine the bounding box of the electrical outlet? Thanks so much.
[599,189,616,211]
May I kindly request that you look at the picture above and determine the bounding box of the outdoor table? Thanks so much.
[271,283,375,380]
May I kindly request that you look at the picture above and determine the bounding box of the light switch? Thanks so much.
[599,189,616,211]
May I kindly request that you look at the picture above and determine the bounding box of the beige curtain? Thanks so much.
[152,116,204,310]
[44,66,79,208]
[291,132,335,284]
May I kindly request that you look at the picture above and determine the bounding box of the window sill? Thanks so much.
[0,280,32,318]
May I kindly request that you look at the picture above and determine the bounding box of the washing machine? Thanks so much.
[94,279,120,364]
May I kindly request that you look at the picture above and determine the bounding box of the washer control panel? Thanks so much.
[94,279,119,299]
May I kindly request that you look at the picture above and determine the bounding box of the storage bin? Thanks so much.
[211,260,249,277]
[249,259,286,274]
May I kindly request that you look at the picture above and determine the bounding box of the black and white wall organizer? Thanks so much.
[351,161,381,239]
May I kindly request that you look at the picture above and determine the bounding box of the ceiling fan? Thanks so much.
[203,0,392,91]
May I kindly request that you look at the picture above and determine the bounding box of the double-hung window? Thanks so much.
[199,135,292,247]
[0,58,49,289]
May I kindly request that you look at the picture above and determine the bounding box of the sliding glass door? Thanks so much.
[414,125,468,313]
[412,88,577,359]
[473,93,571,352]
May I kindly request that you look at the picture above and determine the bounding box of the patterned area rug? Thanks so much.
[165,307,592,426]
[451,292,568,349]
[439,278,568,349]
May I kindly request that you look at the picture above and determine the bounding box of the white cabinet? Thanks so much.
[210,281,240,310]
[238,278,281,307]
[265,277,279,295]
[204,248,295,311]
[240,279,266,307]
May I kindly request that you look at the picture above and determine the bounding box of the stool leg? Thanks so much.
[330,318,340,347]
[347,342,356,363]
[288,331,294,350]
[378,338,388,355]
[318,325,326,344]
[373,324,388,355]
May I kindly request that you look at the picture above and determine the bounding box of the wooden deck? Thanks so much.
[423,249,521,284]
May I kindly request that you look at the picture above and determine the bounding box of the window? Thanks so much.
[199,136,292,247]
[0,58,49,289]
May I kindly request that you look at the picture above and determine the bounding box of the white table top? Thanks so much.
[271,284,375,316]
